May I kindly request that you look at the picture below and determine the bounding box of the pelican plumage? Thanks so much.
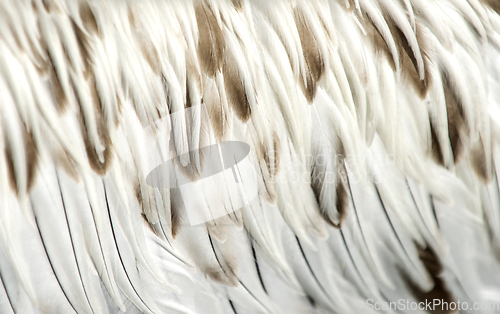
[1,0,500,313]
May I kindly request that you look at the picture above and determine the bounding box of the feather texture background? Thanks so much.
[1,0,500,313]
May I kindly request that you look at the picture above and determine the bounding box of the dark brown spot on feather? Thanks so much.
[386,17,432,98]
[481,0,500,14]
[406,245,455,314]
[4,140,17,193]
[430,119,445,166]
[335,170,348,228]
[42,0,60,13]
[311,149,347,228]
[141,213,156,233]
[79,2,98,34]
[170,188,183,238]
[3,123,39,195]
[135,180,158,231]
[135,181,143,208]
[471,137,492,182]
[442,72,466,163]
[294,8,325,103]
[230,0,243,11]
[206,267,238,286]
[47,51,69,112]
[362,14,396,71]
[195,2,225,77]
[185,76,192,109]
[223,54,251,122]
[24,126,39,192]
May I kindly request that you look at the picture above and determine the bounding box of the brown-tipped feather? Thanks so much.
[406,245,455,314]
[195,2,225,78]
[335,168,348,228]
[481,0,500,14]
[471,137,493,182]
[442,72,466,163]
[362,14,396,71]
[230,0,243,11]
[3,123,39,195]
[206,267,238,287]
[4,139,17,194]
[429,119,445,166]
[41,0,61,13]
[170,188,183,239]
[294,7,324,103]
[79,2,98,34]
[386,17,432,98]
[311,161,348,228]
[223,54,251,122]
[24,126,39,192]
[47,52,69,112]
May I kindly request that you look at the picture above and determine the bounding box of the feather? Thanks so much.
[2,1,500,313]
